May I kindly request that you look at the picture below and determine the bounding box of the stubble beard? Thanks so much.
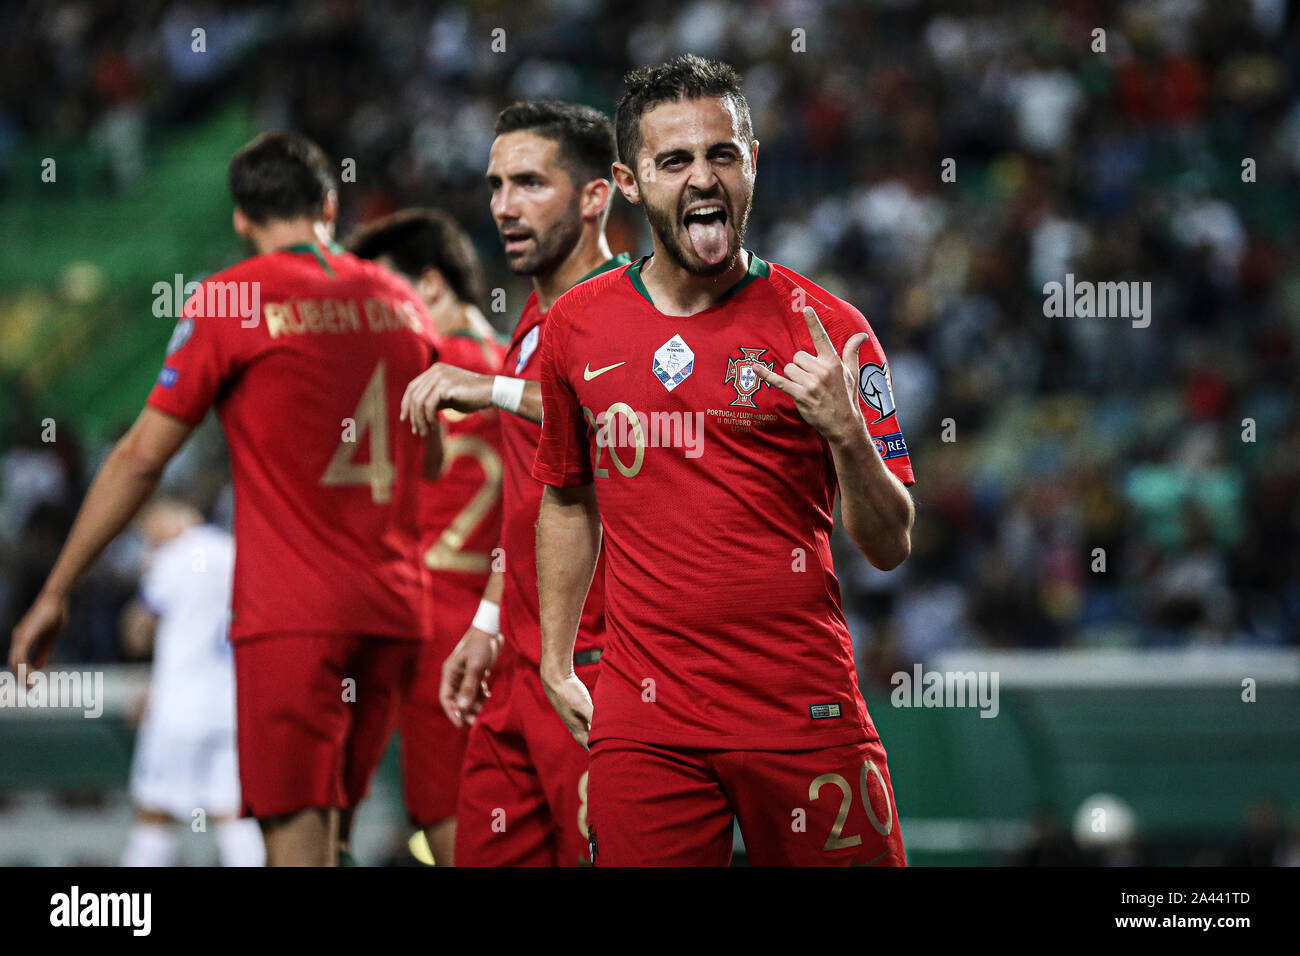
[642,187,751,278]
[505,197,584,277]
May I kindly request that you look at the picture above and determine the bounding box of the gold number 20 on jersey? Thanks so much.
[583,401,645,479]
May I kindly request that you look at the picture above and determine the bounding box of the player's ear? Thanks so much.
[750,139,759,175]
[416,267,446,305]
[581,178,612,222]
[320,190,339,225]
[232,208,251,239]
[611,162,641,205]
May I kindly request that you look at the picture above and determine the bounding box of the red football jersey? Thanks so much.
[498,256,628,667]
[417,330,507,642]
[146,241,438,642]
[533,253,915,750]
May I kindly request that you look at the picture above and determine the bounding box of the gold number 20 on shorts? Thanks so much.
[808,760,894,852]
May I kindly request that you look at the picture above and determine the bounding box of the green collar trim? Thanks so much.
[627,256,653,305]
[720,250,769,302]
[627,251,768,309]
[281,241,338,277]
[577,252,632,285]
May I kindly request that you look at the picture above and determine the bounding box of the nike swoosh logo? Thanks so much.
[584,361,627,381]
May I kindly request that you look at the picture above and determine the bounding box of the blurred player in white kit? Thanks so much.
[119,498,263,867]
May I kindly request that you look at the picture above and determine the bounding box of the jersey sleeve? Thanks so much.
[145,285,245,425]
[834,304,915,486]
[532,302,593,487]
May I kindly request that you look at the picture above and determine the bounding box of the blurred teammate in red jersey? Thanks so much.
[9,132,442,866]
[534,57,916,866]
[402,102,628,865]
[349,208,506,866]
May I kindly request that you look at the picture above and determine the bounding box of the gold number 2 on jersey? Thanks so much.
[423,434,502,573]
[320,359,396,503]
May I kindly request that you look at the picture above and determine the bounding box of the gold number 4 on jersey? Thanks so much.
[320,360,396,504]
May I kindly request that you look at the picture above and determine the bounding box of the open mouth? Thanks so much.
[682,203,730,265]
[683,204,727,226]
[501,230,533,252]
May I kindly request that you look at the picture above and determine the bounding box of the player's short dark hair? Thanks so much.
[494,101,616,186]
[227,131,337,225]
[347,208,486,308]
[615,55,753,170]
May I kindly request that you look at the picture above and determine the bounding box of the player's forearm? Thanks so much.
[514,381,543,424]
[536,484,601,684]
[40,438,167,598]
[829,424,914,571]
[405,366,543,430]
[481,567,504,604]
[488,376,543,425]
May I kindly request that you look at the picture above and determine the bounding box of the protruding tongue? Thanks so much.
[687,218,729,265]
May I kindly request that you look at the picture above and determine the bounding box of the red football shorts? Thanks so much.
[586,735,907,866]
[399,573,480,827]
[454,643,600,866]
[233,632,420,820]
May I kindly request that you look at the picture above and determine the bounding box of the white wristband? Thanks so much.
[471,599,500,636]
[491,376,526,414]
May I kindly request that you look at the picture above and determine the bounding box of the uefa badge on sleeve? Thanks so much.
[165,318,194,356]
[515,325,540,374]
[857,362,896,424]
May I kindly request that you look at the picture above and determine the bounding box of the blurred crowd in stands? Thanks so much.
[2,0,1299,675]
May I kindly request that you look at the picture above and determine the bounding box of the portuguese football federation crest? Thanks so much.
[725,347,774,408]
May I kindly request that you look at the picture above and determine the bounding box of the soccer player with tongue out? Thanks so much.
[533,55,917,865]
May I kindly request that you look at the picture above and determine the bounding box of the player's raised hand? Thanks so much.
[439,626,500,727]
[752,306,869,444]
[400,363,493,436]
[540,671,594,749]
[9,592,68,688]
